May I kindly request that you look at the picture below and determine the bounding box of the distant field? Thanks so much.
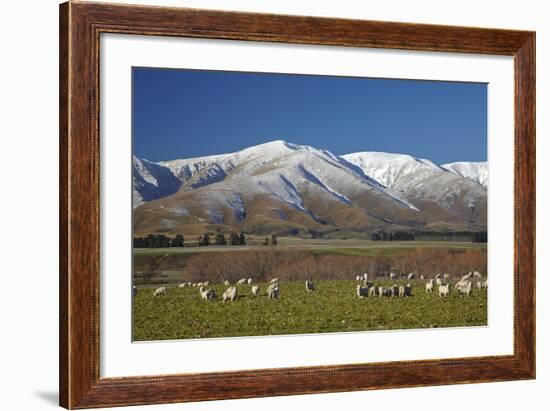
[133,279,487,341]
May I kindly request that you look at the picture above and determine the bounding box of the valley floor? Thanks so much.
[133,279,487,341]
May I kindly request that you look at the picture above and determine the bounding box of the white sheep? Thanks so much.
[203,281,210,286]
[267,283,279,300]
[223,286,238,302]
[369,286,379,297]
[223,280,230,286]
[199,286,216,301]
[357,284,370,298]
[178,282,187,288]
[389,272,397,281]
[425,279,434,293]
[460,272,473,282]
[456,281,473,296]
[399,285,405,297]
[251,285,260,296]
[434,273,442,279]
[407,273,415,280]
[420,274,425,280]
[475,281,482,290]
[438,283,450,297]
[473,271,482,279]
[247,278,253,285]
[355,275,362,281]
[378,286,386,298]
[443,273,452,282]
[481,279,488,290]
[237,278,247,285]
[269,278,279,284]
[363,273,369,282]
[305,280,315,292]
[435,277,443,286]
[392,284,400,297]
[153,287,166,297]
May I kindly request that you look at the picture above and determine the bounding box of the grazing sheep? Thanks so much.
[434,273,442,279]
[399,285,405,297]
[481,279,488,290]
[369,286,379,297]
[438,283,450,297]
[443,273,452,282]
[435,277,443,286]
[247,278,253,285]
[456,281,473,296]
[389,272,397,281]
[392,284,400,297]
[305,280,315,292]
[153,287,167,297]
[407,273,416,280]
[178,282,187,288]
[403,283,413,297]
[420,274,425,280]
[224,280,230,286]
[237,278,247,285]
[223,286,238,302]
[203,281,210,286]
[192,283,197,287]
[199,286,216,301]
[425,279,434,293]
[357,284,370,298]
[251,285,260,296]
[267,283,279,300]
[473,271,482,279]
[363,273,369,282]
[269,278,279,284]
[355,275,362,281]
[475,281,482,290]
[460,272,473,282]
[377,286,386,298]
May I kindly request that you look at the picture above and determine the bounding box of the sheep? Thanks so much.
[369,286,379,297]
[481,279,488,290]
[203,281,210,286]
[269,278,279,284]
[357,284,370,298]
[434,273,442,279]
[363,273,369,282]
[251,285,260,296]
[199,286,216,301]
[389,272,397,281]
[475,281,482,290]
[403,283,413,297]
[305,280,315,292]
[222,286,238,302]
[473,271,482,279]
[197,282,204,287]
[355,275,362,281]
[247,278,253,285]
[438,283,450,297]
[224,280,230,286]
[237,278,247,285]
[443,273,452,282]
[435,277,443,286]
[378,286,386,298]
[425,279,434,293]
[420,274,425,280]
[153,287,166,297]
[383,287,394,297]
[407,273,415,280]
[392,284,400,297]
[399,285,405,297]
[192,283,197,287]
[460,272,473,282]
[456,281,473,296]
[267,283,279,300]
[178,282,187,288]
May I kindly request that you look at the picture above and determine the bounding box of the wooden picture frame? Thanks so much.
[59,1,535,408]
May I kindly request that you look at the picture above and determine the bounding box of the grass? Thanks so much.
[133,280,487,341]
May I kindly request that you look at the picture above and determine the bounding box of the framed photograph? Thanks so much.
[59,2,535,409]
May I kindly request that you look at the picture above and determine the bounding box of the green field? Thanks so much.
[133,279,487,341]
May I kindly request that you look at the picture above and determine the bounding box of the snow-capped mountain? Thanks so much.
[441,161,488,186]
[133,141,487,236]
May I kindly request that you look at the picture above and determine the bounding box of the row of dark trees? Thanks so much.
[371,231,488,243]
[134,233,279,248]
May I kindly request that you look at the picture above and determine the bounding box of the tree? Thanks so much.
[271,234,278,246]
[239,232,246,245]
[230,232,240,245]
[215,233,227,246]
[172,234,184,247]
[199,234,210,247]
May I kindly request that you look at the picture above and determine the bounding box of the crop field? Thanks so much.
[133,279,487,341]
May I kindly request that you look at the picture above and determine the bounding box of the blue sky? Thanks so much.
[133,67,487,164]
